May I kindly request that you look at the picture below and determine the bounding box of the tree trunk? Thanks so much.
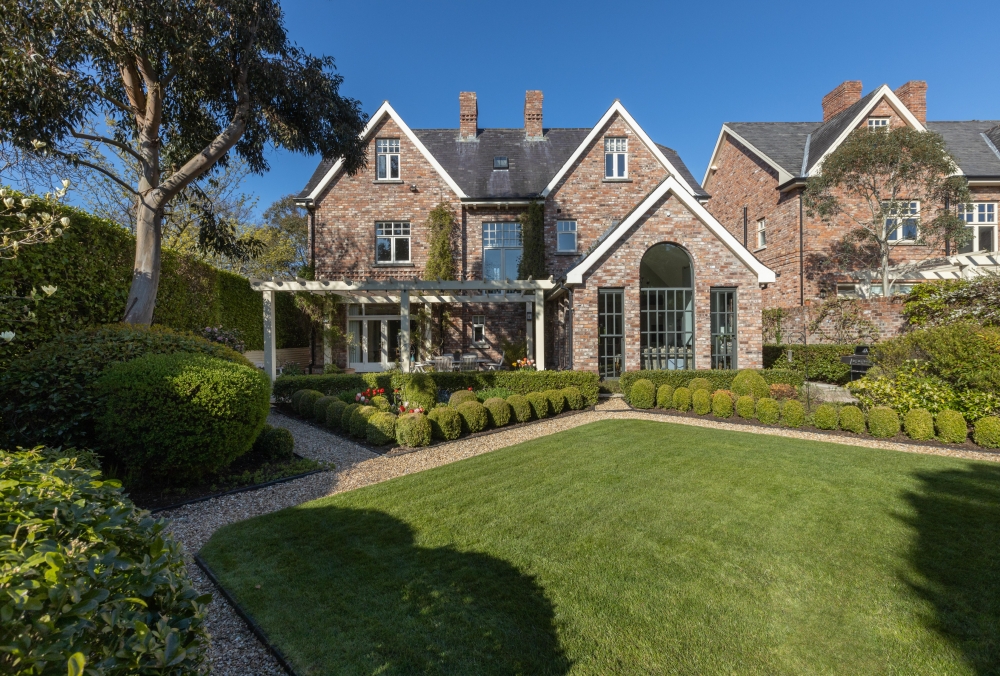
[881,245,891,299]
[123,198,162,324]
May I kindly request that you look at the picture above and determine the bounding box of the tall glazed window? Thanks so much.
[482,222,522,281]
[598,289,624,378]
[639,243,694,370]
[710,288,737,369]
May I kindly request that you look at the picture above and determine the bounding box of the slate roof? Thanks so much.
[927,121,1000,177]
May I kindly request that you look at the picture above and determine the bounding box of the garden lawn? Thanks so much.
[200,420,1000,675]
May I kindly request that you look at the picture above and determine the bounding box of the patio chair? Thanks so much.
[460,354,478,372]
[433,355,454,373]
[483,353,506,371]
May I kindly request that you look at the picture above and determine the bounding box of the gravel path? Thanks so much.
[164,404,999,675]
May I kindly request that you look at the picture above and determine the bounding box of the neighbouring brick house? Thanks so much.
[702,80,1000,341]
[294,91,774,375]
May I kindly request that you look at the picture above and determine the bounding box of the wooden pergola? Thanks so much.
[250,277,559,381]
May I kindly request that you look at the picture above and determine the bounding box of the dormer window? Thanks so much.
[868,117,889,130]
[493,156,509,170]
[605,137,627,178]
[376,139,400,180]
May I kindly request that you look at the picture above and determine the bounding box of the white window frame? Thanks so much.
[884,201,920,243]
[958,202,998,253]
[604,137,628,179]
[868,117,889,130]
[471,314,486,346]
[556,220,577,252]
[375,221,411,264]
[756,218,766,249]
[482,222,523,281]
[376,138,400,180]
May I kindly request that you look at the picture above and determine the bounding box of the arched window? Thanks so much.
[639,244,694,369]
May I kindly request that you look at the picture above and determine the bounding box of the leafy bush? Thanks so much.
[904,275,1000,328]
[457,401,489,433]
[839,405,866,434]
[656,384,674,409]
[900,409,934,441]
[246,425,296,464]
[349,405,377,439]
[735,395,756,419]
[848,368,962,416]
[712,391,733,418]
[813,404,839,430]
[507,394,532,423]
[562,387,585,411]
[688,377,712,392]
[629,379,656,409]
[526,392,551,419]
[620,369,803,398]
[396,413,432,448]
[936,409,968,444]
[769,383,798,400]
[731,370,770,399]
[764,344,855,385]
[94,352,270,486]
[367,412,398,445]
[428,406,462,440]
[0,448,210,674]
[369,395,390,412]
[403,373,439,411]
[312,396,337,422]
[781,400,805,428]
[340,403,360,430]
[297,390,324,417]
[291,389,308,413]
[692,389,711,415]
[484,398,512,427]
[476,387,514,402]
[449,389,478,407]
[325,399,347,430]
[755,398,780,425]
[673,387,692,412]
[973,417,1000,448]
[546,390,567,415]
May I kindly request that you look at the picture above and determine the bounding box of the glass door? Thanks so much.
[346,305,402,372]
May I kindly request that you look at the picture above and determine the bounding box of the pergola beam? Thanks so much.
[250,278,557,292]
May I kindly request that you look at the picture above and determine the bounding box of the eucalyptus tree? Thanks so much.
[0,0,367,323]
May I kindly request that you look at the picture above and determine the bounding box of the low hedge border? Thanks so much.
[763,344,857,385]
[620,369,803,404]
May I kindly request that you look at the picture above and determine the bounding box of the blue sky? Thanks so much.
[242,0,1000,214]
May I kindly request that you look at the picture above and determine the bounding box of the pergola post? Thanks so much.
[322,311,332,369]
[534,294,545,371]
[525,301,534,362]
[400,289,411,373]
[262,290,277,383]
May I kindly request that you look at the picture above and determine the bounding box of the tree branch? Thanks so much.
[70,130,142,162]
[52,150,138,195]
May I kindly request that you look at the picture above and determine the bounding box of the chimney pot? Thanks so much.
[821,81,863,122]
[459,92,477,140]
[524,90,543,139]
[894,81,927,125]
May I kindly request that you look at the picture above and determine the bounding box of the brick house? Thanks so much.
[293,91,773,376]
[702,80,1000,338]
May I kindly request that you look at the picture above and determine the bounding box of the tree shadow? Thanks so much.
[203,506,571,675]
[903,463,1000,674]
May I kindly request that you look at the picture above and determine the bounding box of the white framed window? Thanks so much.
[376,139,400,180]
[756,218,767,248]
[604,137,627,178]
[958,202,997,253]
[868,117,889,130]
[482,222,522,281]
[375,221,410,263]
[493,156,508,170]
[557,220,577,252]
[884,201,919,242]
[472,315,486,345]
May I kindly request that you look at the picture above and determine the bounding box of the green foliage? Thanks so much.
[325,399,347,430]
[673,387,692,412]
[248,424,295,464]
[712,391,734,418]
[297,390,324,417]
[484,398,512,427]
[340,403,360,431]
[370,395,390,412]
[763,344,855,385]
[904,276,1000,328]
[902,409,935,441]
[545,390,566,415]
[731,370,771,399]
[476,387,514,402]
[629,379,656,409]
[349,406,377,439]
[396,413,432,448]
[449,390,478,407]
[781,400,805,428]
[621,369,802,402]
[95,352,270,486]
[366,412,397,446]
[973,417,1000,449]
[735,395,756,419]
[935,409,968,444]
[813,404,839,430]
[428,406,462,440]
[291,389,307,413]
[562,387,585,411]
[692,389,712,415]
[688,377,712,392]
[0,448,210,674]
[526,392,551,419]
[313,396,338,422]
[507,394,532,423]
[423,203,458,281]
[839,405,867,434]
[755,398,780,425]
[867,407,900,439]
[457,401,488,434]
[517,201,545,280]
[848,362,1000,421]
[404,373,439,411]
[656,384,675,409]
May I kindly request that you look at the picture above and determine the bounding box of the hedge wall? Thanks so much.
[619,369,803,403]
[273,370,601,407]
[763,344,856,385]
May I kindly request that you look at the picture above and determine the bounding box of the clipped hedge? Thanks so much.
[313,395,338,421]
[403,373,438,411]
[297,390,324,417]
[526,392,551,419]
[903,409,935,441]
[868,407,901,438]
[484,398,512,427]
[763,344,856,385]
[813,404,839,430]
[457,401,489,433]
[546,390,566,415]
[630,379,656,409]
[973,417,1000,449]
[248,425,295,464]
[508,394,532,423]
[367,412,398,445]
[735,395,756,419]
[341,403,360,431]
[731,370,770,400]
[349,405,377,439]
[396,413,432,448]
[621,369,803,404]
[755,398,780,425]
[428,406,462,440]
[656,384,674,409]
[449,389,478,407]
[562,387,585,411]
[692,389,712,415]
[936,409,968,444]
[325,399,347,429]
[839,405,866,434]
[781,400,805,428]
[688,377,712,392]
[712,391,733,418]
[673,387,692,412]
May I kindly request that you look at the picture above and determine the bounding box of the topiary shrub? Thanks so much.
[813,404,839,430]
[562,387,585,410]
[526,392,551,419]
[546,389,567,415]
[769,383,798,400]
[246,425,295,464]
[291,389,308,413]
[688,377,712,392]
[781,400,805,428]
[692,389,712,415]
[396,413,432,448]
[711,391,733,418]
[839,405,866,434]
[326,399,348,430]
[341,403,360,430]
[297,390,324,417]
[507,394,532,423]
[735,395,756,419]
[755,397,780,425]
[476,387,515,402]
[867,407,901,438]
[732,370,771,400]
[0,448,210,674]
[629,379,656,409]
[313,395,338,422]
[457,401,489,433]
[366,412,398,445]
[484,397,512,427]
[935,409,968,444]
[428,406,462,440]
[403,372,439,411]
[94,352,270,486]
[673,387,692,412]
[370,395,390,412]
[656,384,675,409]
[349,405,377,439]
[449,389,478,407]
[973,416,1000,448]
[903,409,935,441]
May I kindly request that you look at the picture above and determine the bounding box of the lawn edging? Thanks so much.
[149,466,330,514]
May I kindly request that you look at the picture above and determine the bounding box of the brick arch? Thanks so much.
[639,241,695,290]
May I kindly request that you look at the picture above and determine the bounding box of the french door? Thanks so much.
[347,317,402,371]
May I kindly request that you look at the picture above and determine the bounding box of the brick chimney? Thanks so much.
[459,92,477,140]
[524,90,543,139]
[894,81,927,125]
[822,81,863,122]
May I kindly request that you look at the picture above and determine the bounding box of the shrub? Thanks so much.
[735,395,756,419]
[457,401,489,433]
[366,395,387,412]
[813,404,839,430]
[688,377,712,392]
[367,412,398,445]
[349,405,377,439]
[656,384,675,409]
[396,413,432,448]
[562,387,585,410]
[449,389,479,407]
[936,409,968,444]
[755,398,780,425]
[769,383,798,400]
[326,399,347,429]
[692,389,711,415]
[0,448,210,674]
[341,403,360,430]
[764,344,854,385]
[781,400,805,428]
[619,369,803,397]
[731,370,770,399]
[297,390,324,416]
[404,372,439,411]
[629,379,656,409]
[839,405,866,434]
[867,407,902,439]
[507,394,532,423]
[546,389,567,415]
[484,397,512,427]
[526,392,551,419]
[974,416,1000,448]
[337,390,359,404]
[291,389,308,413]
[313,396,337,422]
[428,406,462,440]
[94,353,270,486]
[247,425,295,464]
[476,387,514,402]
[711,391,733,418]
[903,409,935,441]
[672,387,692,412]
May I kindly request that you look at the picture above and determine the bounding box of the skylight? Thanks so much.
[493,156,509,170]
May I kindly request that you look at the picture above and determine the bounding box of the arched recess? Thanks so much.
[639,243,694,370]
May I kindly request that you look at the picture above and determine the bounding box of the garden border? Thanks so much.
[148,467,330,514]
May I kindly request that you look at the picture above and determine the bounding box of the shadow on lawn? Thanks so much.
[228,506,570,675]
[905,463,1000,674]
